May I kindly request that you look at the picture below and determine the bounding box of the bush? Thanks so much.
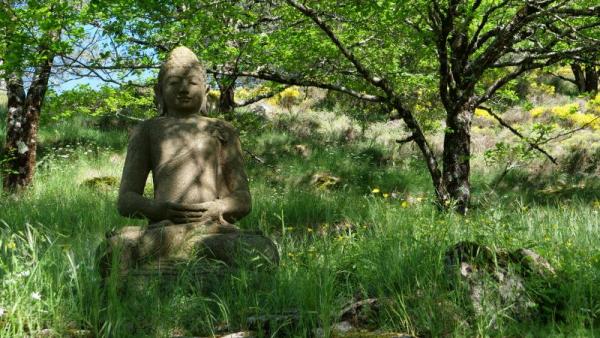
[42,84,156,127]
[267,86,303,110]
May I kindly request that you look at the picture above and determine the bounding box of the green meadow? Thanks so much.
[1,90,600,337]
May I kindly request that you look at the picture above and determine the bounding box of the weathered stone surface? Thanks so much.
[310,171,340,190]
[444,241,557,324]
[338,298,380,328]
[293,144,311,158]
[83,176,118,190]
[102,223,278,277]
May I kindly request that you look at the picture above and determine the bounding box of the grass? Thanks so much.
[0,108,599,337]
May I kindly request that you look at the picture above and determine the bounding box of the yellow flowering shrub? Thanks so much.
[530,82,555,96]
[586,92,600,113]
[235,87,251,101]
[550,103,579,118]
[474,108,494,120]
[568,113,600,130]
[529,106,546,118]
[268,86,302,108]
[235,86,272,101]
[207,90,220,101]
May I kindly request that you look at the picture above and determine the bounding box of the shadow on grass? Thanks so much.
[480,169,600,206]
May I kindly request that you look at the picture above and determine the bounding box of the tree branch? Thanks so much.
[235,86,289,107]
[284,0,394,97]
[492,46,600,68]
[477,106,557,164]
[207,68,385,102]
[467,1,554,81]
[549,72,576,85]
[537,115,600,145]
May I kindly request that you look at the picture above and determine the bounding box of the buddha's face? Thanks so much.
[162,66,205,116]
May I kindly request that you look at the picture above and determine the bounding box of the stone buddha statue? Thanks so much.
[102,47,278,277]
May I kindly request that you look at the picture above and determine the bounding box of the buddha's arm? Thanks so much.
[217,133,252,222]
[117,125,165,222]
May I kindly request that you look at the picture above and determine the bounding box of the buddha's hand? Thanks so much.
[163,201,226,225]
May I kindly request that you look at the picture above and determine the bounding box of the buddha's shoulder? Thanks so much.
[201,117,239,141]
[137,116,171,129]
[130,116,239,141]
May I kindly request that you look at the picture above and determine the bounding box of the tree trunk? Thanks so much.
[394,102,449,206]
[571,63,586,92]
[217,76,237,119]
[584,65,598,93]
[2,56,53,192]
[442,105,473,214]
[571,63,598,93]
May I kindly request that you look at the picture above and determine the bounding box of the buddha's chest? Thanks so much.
[148,120,222,170]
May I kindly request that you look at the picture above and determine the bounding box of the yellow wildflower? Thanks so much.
[383,193,389,198]
[6,241,16,250]
[551,103,579,118]
[474,108,493,120]
[372,188,380,193]
[529,106,546,118]
[401,201,409,208]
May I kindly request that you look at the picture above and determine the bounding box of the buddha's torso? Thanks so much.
[143,115,230,204]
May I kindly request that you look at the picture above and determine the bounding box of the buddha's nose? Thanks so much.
[178,84,189,94]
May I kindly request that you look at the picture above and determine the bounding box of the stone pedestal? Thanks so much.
[100,222,279,278]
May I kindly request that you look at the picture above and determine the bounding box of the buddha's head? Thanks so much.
[155,46,208,116]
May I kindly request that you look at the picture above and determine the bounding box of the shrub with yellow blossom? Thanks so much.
[268,86,302,109]
[529,106,547,118]
[530,82,555,96]
[474,108,494,120]
[586,92,600,114]
[568,113,600,130]
[235,85,273,102]
[550,103,579,119]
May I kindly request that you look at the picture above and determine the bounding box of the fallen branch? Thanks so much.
[115,110,145,122]
[395,134,416,144]
[244,149,265,164]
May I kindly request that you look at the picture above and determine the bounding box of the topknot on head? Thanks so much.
[164,46,201,69]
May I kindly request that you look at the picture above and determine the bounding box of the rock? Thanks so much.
[339,298,380,328]
[314,325,415,338]
[444,241,558,324]
[293,144,311,158]
[246,310,301,332]
[249,103,268,117]
[512,248,556,277]
[219,332,255,338]
[82,176,119,189]
[310,172,341,190]
[333,321,354,333]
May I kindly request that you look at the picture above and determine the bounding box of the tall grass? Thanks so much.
[0,93,7,147]
[0,114,599,337]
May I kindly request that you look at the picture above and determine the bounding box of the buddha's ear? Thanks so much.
[154,81,166,116]
[199,85,209,114]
